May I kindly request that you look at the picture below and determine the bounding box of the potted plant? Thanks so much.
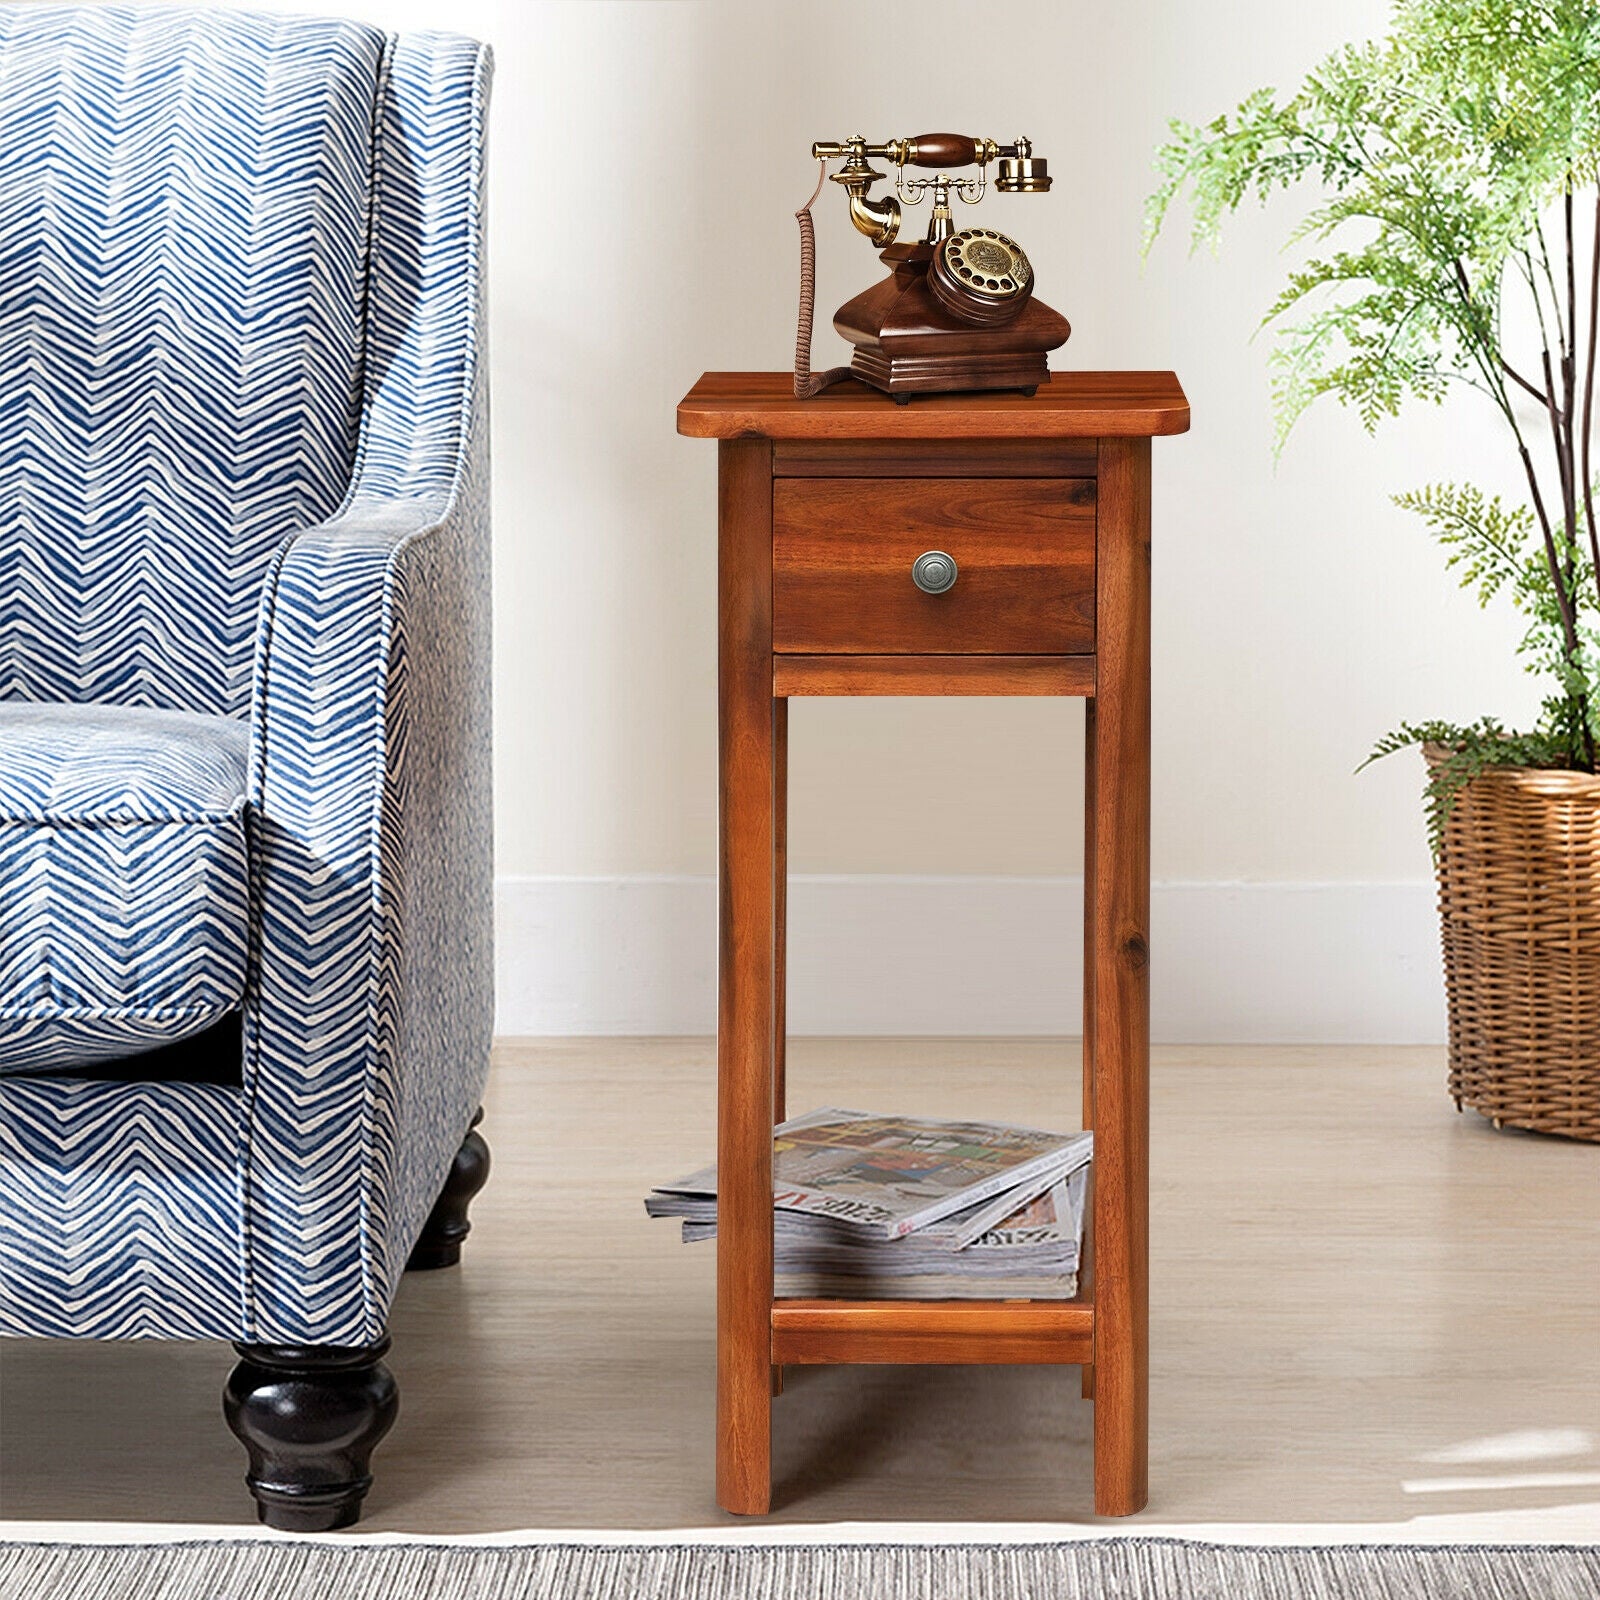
[1145,0,1600,1139]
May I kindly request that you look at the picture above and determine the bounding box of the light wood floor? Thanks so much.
[0,1039,1597,1535]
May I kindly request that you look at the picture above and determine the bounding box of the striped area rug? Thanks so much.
[1,1538,1596,1599]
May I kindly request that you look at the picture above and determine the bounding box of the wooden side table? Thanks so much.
[677,371,1190,1517]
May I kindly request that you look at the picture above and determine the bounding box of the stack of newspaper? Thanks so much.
[646,1108,1092,1299]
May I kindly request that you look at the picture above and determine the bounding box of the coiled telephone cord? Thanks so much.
[794,160,853,398]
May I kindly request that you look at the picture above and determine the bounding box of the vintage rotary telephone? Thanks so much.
[795,133,1070,402]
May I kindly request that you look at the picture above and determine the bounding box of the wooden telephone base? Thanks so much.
[835,242,1071,401]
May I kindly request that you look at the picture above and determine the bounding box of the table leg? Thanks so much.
[772,695,788,1400]
[1090,437,1151,1517]
[1082,698,1098,1402]
[1083,697,1098,1136]
[717,439,775,1515]
[773,696,788,1127]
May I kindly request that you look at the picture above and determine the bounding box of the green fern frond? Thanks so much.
[1361,717,1575,855]
[1146,0,1600,813]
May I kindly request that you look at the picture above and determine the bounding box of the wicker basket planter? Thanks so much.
[1426,746,1600,1141]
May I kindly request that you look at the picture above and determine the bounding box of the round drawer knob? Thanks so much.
[911,550,958,595]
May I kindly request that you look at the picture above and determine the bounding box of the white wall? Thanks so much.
[220,0,1541,1038]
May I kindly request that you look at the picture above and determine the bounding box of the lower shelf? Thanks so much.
[770,1296,1093,1366]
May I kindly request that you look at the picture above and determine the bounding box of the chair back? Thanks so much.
[0,6,387,714]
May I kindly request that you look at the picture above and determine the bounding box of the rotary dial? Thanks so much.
[943,229,1030,297]
[928,227,1036,327]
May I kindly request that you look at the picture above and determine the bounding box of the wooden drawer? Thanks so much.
[772,478,1096,655]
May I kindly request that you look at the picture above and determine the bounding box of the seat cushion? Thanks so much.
[0,703,250,1075]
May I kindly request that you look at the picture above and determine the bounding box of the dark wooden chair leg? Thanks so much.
[223,1337,398,1531]
[407,1109,491,1272]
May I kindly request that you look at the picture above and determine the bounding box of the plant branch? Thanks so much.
[1568,189,1579,386]
[1516,430,1571,620]
[1536,216,1570,364]
[1460,249,1547,407]
[1521,250,1561,407]
[1509,395,1578,639]
[1522,242,1578,598]
[1512,414,1594,768]
[1585,189,1600,617]
[1562,191,1581,602]
[1519,218,1592,769]
[1541,341,1576,555]
[1448,258,1519,421]
[1503,359,1553,405]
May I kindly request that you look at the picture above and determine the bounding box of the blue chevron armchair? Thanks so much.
[0,8,494,1528]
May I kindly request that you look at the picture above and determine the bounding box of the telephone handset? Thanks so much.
[795,134,1069,402]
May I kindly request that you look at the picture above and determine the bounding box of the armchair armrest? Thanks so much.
[239,32,493,1348]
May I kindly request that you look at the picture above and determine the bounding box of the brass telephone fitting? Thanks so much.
[809,135,1051,247]
[995,136,1051,193]
[813,136,901,247]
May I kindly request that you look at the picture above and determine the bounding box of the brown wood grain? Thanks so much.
[773,439,1098,478]
[773,654,1094,697]
[773,696,787,1128]
[695,395,1168,1520]
[1083,698,1098,1134]
[831,264,1067,372]
[772,478,1095,656]
[771,1300,1093,1366]
[1081,699,1099,1403]
[771,695,788,1409]
[1079,1162,1097,1400]
[716,437,776,1516]
[1089,436,1151,1517]
[677,371,1190,440]
[767,700,787,1412]
[907,132,978,168]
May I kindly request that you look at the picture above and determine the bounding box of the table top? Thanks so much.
[676,371,1190,441]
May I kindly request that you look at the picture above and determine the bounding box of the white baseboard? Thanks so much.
[494,875,1445,1043]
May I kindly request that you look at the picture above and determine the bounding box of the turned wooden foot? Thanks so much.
[223,1338,398,1531]
[407,1110,490,1271]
